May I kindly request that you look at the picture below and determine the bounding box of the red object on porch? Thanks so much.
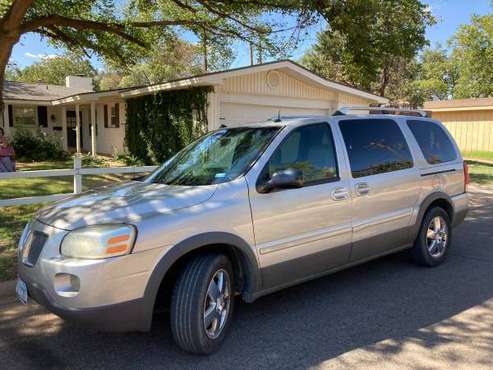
[0,136,16,172]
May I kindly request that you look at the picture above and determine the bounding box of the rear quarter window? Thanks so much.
[407,120,457,164]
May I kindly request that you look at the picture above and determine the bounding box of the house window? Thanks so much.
[110,103,120,128]
[14,106,36,126]
[37,106,48,128]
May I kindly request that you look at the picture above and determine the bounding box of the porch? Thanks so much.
[2,99,126,156]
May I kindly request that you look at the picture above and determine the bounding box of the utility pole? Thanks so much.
[203,30,208,72]
[249,42,254,65]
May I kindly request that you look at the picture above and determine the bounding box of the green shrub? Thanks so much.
[80,154,107,167]
[11,128,69,161]
[125,86,211,165]
[114,152,145,166]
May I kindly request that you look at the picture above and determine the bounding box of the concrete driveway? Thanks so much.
[1,186,493,370]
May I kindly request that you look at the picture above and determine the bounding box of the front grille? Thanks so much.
[22,231,48,267]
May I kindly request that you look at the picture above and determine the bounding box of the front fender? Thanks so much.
[139,232,261,330]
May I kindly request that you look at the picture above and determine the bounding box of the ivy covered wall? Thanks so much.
[125,86,212,164]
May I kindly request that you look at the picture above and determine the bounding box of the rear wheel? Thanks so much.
[411,207,452,266]
[170,253,235,355]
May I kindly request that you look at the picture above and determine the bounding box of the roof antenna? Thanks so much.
[272,110,281,122]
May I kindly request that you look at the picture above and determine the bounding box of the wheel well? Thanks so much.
[426,198,454,222]
[154,244,249,311]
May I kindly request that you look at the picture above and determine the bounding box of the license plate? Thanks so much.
[16,278,28,305]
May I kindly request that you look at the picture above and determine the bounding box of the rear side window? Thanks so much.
[339,119,413,178]
[407,120,457,164]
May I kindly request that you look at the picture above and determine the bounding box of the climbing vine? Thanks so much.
[125,86,212,164]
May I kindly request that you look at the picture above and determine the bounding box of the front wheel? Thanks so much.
[170,253,235,355]
[411,207,452,267]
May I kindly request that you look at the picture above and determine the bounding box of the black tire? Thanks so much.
[411,207,452,267]
[170,253,235,355]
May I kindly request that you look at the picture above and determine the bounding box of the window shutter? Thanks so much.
[37,106,48,127]
[8,105,13,127]
[104,105,108,128]
[114,103,120,128]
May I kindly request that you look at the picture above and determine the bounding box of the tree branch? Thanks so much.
[195,0,267,34]
[39,27,129,66]
[21,15,146,47]
[0,0,34,32]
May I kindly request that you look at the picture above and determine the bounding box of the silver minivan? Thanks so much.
[17,109,468,354]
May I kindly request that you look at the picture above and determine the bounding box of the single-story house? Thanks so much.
[1,60,387,156]
[424,98,493,152]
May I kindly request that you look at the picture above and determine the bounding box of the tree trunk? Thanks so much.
[0,0,33,125]
[0,38,17,129]
[379,63,389,97]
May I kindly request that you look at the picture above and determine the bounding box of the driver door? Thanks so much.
[247,122,353,290]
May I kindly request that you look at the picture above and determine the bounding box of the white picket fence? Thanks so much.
[0,157,158,207]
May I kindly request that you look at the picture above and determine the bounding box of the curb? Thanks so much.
[0,280,16,299]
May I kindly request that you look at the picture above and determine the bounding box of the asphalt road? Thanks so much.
[1,186,493,370]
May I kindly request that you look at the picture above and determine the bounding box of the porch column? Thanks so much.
[75,104,81,154]
[90,102,96,157]
[61,106,68,150]
[2,106,9,137]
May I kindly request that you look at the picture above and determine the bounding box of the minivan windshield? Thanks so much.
[149,127,280,186]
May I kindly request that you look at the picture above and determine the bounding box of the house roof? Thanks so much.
[424,97,493,112]
[3,80,92,102]
[5,60,388,105]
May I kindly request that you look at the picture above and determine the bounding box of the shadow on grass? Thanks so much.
[0,205,41,281]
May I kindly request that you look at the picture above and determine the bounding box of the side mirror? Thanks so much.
[258,168,304,193]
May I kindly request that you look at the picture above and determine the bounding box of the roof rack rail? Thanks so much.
[333,106,430,118]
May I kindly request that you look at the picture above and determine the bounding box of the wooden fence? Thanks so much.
[432,111,493,152]
[0,157,158,207]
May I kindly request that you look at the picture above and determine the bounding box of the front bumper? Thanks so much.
[17,219,167,332]
[23,280,149,332]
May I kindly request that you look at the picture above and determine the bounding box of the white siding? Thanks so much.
[95,102,125,155]
[217,69,337,100]
[219,102,328,127]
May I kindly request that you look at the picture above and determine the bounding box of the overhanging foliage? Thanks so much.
[125,86,212,164]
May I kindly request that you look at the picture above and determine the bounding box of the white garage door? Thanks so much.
[219,102,328,128]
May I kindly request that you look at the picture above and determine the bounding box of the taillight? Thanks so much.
[463,162,470,192]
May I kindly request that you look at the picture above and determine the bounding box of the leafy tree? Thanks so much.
[405,47,456,106]
[99,38,201,89]
[11,52,95,85]
[449,14,493,98]
[302,0,435,98]
[0,0,318,114]
[4,61,19,80]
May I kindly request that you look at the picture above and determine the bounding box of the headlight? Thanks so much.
[61,224,137,259]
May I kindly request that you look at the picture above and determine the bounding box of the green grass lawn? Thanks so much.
[0,158,137,281]
[462,151,493,163]
[467,160,493,185]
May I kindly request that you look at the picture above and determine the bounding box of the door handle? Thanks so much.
[331,187,349,201]
[355,182,370,196]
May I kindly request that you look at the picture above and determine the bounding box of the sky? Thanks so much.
[9,0,493,70]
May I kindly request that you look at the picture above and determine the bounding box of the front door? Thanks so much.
[66,110,83,149]
[337,118,420,261]
[248,122,353,290]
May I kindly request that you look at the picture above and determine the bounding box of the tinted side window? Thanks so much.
[260,123,338,186]
[339,119,413,178]
[407,120,457,164]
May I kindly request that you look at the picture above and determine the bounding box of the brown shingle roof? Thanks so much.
[3,80,92,101]
[424,97,493,110]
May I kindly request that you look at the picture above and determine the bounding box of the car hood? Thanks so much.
[36,181,217,230]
